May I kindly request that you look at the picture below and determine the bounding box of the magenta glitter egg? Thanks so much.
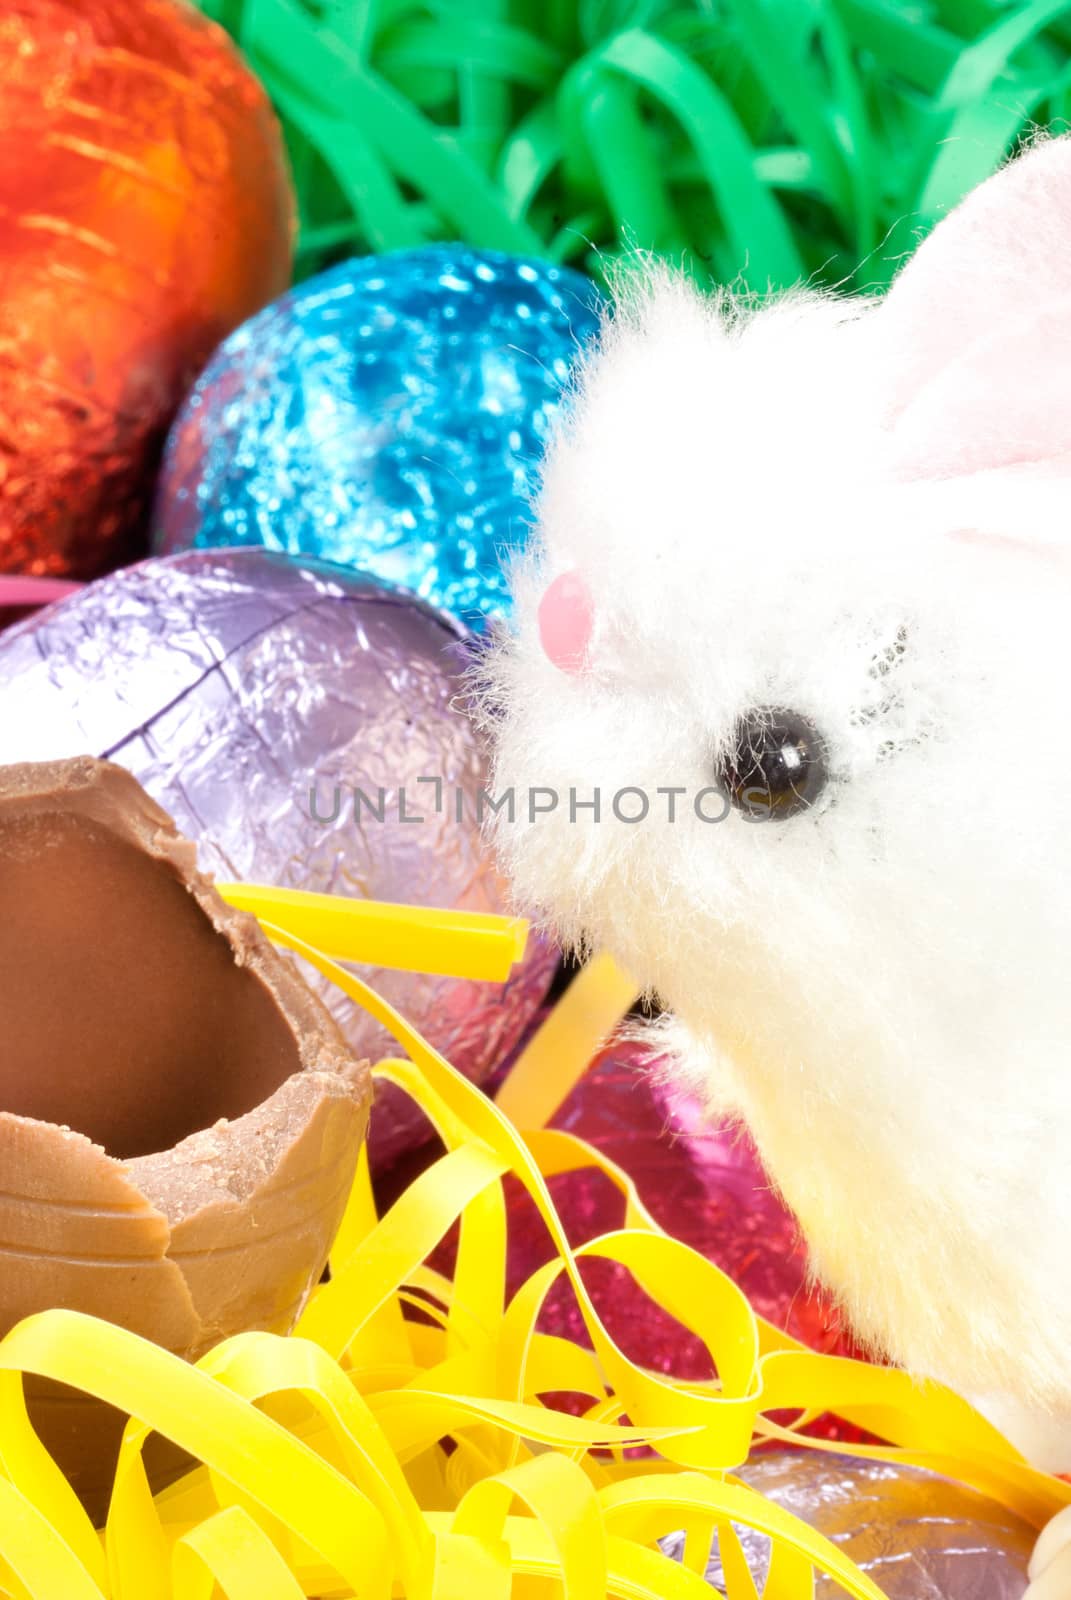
[0,548,556,1168]
[497,1037,866,1423]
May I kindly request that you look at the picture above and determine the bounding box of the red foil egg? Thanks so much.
[0,0,294,578]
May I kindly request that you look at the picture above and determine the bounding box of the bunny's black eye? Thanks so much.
[719,708,828,820]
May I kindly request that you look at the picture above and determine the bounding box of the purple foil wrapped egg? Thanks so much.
[663,1449,1034,1597]
[0,548,556,1169]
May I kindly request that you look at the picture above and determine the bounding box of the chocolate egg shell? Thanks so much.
[0,757,370,1517]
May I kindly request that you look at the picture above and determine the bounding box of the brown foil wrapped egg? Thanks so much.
[0,757,370,1518]
[0,0,295,579]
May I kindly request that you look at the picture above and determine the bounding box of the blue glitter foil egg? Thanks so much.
[152,246,602,628]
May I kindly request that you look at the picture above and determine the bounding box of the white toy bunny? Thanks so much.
[484,135,1071,1596]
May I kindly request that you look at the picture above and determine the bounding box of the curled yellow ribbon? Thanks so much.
[0,938,1065,1599]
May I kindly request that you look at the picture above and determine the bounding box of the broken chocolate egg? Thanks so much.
[0,757,371,1518]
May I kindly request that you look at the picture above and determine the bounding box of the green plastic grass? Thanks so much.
[196,0,1071,291]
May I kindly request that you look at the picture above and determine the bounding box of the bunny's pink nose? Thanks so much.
[537,570,594,673]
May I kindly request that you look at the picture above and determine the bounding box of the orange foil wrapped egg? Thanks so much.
[0,0,294,578]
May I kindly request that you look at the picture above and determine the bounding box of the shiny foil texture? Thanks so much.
[152,246,603,629]
[498,1040,865,1413]
[0,0,294,579]
[0,549,555,1169]
[662,1450,1034,1596]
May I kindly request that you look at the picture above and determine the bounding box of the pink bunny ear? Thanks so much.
[889,297,1071,479]
[874,137,1071,480]
[879,136,1071,420]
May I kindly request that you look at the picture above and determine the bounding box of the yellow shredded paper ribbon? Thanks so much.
[0,923,1067,1600]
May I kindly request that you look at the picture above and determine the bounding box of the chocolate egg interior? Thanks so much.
[0,756,371,1522]
[0,764,303,1157]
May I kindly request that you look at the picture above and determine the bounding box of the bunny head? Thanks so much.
[483,137,1071,1393]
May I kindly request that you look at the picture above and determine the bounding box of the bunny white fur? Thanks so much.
[484,138,1071,1475]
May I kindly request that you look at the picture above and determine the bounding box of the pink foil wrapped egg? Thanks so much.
[499,1037,866,1428]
